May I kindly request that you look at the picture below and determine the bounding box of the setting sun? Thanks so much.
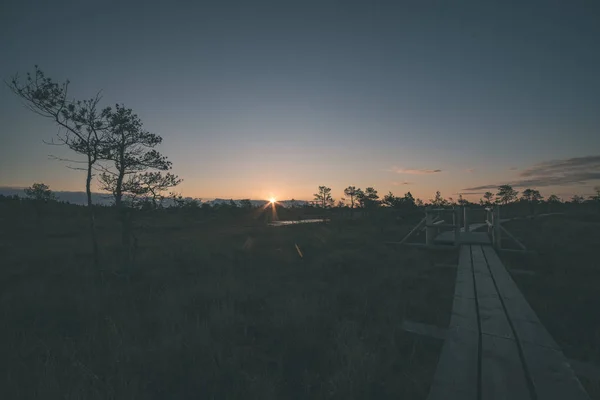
[269,197,276,204]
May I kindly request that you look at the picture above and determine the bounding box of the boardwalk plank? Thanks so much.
[454,275,475,298]
[481,245,587,398]
[470,245,489,273]
[429,244,590,400]
[472,246,513,339]
[472,274,495,295]
[481,246,526,300]
[449,246,478,333]
[482,246,559,349]
[522,343,590,400]
[454,245,475,298]
[514,319,560,350]
[500,297,538,322]
[457,244,471,273]
[449,295,478,334]
[428,329,479,400]
[477,296,514,339]
[481,334,531,400]
[435,231,491,245]
[428,245,479,400]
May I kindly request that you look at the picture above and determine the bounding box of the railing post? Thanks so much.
[463,206,470,232]
[493,205,502,249]
[454,207,461,247]
[491,208,496,246]
[487,208,492,235]
[425,209,434,246]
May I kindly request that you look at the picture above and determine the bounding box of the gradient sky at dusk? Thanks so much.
[1,0,599,202]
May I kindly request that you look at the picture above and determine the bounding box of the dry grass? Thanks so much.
[0,207,457,399]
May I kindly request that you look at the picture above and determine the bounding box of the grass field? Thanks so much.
[0,208,458,399]
[4,204,598,399]
[499,214,600,398]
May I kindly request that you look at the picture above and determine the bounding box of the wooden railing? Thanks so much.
[425,208,461,247]
[394,204,528,252]
[396,207,461,247]
[485,206,501,248]
[486,206,527,251]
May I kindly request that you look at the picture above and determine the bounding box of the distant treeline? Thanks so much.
[4,183,598,217]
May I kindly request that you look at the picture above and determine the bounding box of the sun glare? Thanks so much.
[269,197,276,204]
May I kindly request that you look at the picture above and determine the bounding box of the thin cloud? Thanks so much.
[514,173,600,187]
[389,166,442,175]
[462,184,505,191]
[465,168,476,173]
[392,181,413,186]
[462,155,600,191]
[509,167,519,171]
[519,155,600,177]
[456,191,486,195]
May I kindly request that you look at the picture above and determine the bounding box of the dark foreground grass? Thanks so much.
[499,214,600,398]
[0,213,457,399]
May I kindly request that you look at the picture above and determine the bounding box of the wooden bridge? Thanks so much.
[395,206,591,399]
[397,205,528,251]
[427,244,589,399]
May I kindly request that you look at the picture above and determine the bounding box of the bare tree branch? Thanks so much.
[48,154,87,164]
[6,66,109,268]
[66,165,88,171]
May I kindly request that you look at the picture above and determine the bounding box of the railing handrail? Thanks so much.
[426,223,456,228]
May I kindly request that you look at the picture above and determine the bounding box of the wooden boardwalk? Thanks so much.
[434,231,491,245]
[427,244,589,400]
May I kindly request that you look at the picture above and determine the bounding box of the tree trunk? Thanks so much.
[121,207,132,267]
[114,169,132,267]
[86,158,99,268]
[115,172,124,209]
[113,146,131,266]
[114,138,126,209]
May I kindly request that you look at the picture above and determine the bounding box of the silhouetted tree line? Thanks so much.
[3,182,599,232]
[8,182,597,216]
[306,183,600,219]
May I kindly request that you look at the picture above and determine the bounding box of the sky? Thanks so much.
[1,0,599,202]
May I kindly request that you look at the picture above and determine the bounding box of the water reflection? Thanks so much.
[268,218,328,227]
